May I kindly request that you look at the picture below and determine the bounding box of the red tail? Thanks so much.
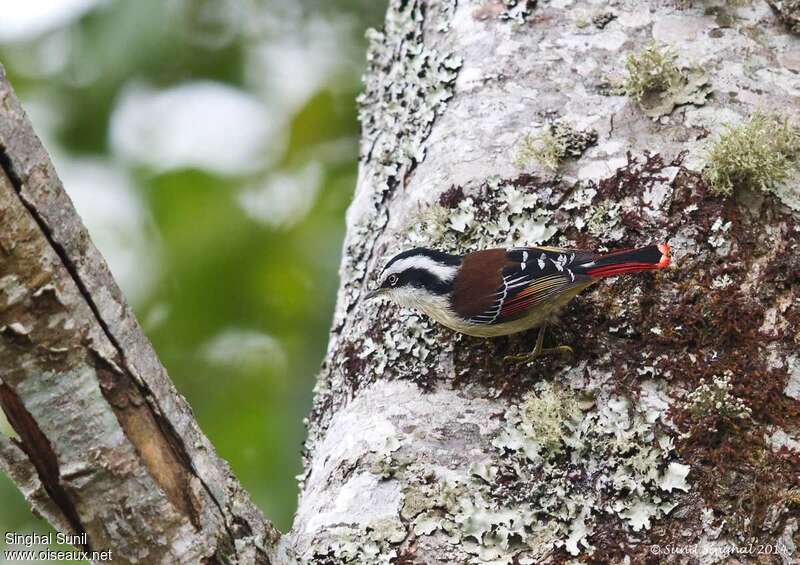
[580,244,670,279]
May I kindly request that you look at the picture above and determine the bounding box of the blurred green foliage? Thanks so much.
[0,0,386,556]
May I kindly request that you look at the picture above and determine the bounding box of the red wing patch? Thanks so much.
[499,274,572,319]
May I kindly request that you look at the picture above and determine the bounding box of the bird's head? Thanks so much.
[365,247,462,309]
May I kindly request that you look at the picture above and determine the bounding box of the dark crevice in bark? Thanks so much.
[0,383,90,552]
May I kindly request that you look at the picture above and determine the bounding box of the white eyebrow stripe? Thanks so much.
[384,256,459,282]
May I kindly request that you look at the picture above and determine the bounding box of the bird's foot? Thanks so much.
[503,345,573,364]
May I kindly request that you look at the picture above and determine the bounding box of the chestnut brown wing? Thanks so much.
[450,248,510,319]
[452,247,593,325]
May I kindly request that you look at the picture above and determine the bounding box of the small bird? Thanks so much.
[366,244,671,361]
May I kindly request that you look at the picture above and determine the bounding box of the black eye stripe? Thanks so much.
[394,267,452,295]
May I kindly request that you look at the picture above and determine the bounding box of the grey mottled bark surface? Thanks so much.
[3,1,800,564]
[289,1,800,563]
[0,65,279,563]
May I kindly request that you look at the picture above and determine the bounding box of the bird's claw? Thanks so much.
[503,345,574,364]
[547,345,574,357]
[502,353,529,363]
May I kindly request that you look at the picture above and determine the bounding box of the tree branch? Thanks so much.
[0,64,279,563]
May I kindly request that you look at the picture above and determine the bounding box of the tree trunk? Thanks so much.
[288,0,800,563]
[2,1,800,564]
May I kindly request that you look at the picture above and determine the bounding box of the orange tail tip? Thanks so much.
[657,243,671,269]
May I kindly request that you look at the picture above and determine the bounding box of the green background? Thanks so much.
[0,0,386,559]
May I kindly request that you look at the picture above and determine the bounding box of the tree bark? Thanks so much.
[289,0,800,563]
[0,66,279,563]
[3,1,800,564]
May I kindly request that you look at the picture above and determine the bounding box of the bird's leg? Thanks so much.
[504,325,573,363]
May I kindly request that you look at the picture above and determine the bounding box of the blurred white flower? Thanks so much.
[57,157,160,306]
[142,302,170,331]
[110,81,277,175]
[238,163,321,229]
[0,0,101,43]
[202,329,288,373]
[1,28,74,79]
[246,16,360,113]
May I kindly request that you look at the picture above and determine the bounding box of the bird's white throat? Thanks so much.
[386,287,474,334]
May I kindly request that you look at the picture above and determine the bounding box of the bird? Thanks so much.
[365,243,671,361]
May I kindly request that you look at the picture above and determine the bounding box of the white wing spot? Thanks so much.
[550,254,568,272]
[538,253,546,269]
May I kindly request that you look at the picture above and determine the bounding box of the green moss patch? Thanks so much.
[514,122,598,172]
[623,42,710,119]
[702,112,800,197]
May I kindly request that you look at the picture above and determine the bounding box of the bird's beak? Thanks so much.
[364,288,384,300]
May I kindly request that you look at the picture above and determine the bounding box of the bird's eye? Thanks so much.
[388,274,399,286]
